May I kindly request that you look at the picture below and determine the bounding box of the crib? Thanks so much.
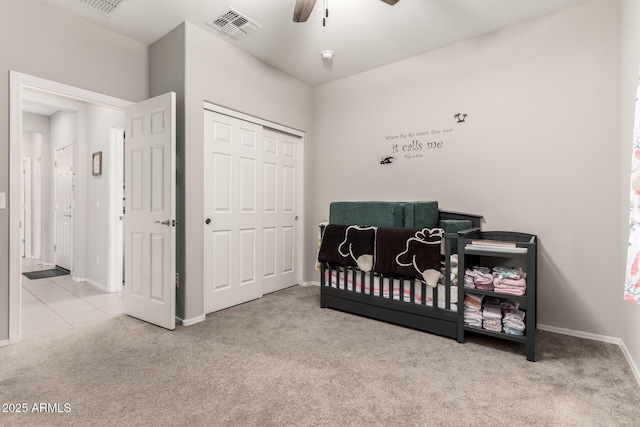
[318,201,482,341]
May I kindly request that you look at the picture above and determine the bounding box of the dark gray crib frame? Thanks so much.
[319,210,483,342]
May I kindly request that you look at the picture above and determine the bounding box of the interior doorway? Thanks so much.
[9,72,132,343]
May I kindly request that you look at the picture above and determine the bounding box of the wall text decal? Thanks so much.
[384,128,453,161]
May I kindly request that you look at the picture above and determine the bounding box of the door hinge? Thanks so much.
[175,273,180,289]
[54,244,57,251]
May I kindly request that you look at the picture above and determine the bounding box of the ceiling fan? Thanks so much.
[293,0,400,23]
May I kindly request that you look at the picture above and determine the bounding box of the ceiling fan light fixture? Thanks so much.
[321,50,334,61]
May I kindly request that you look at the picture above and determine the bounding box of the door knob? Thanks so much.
[155,219,171,226]
[205,218,211,225]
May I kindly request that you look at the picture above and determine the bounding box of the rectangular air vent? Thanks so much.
[76,0,123,16]
[206,8,261,41]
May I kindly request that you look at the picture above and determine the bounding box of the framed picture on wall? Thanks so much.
[92,151,102,176]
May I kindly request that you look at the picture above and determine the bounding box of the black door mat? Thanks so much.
[23,267,70,280]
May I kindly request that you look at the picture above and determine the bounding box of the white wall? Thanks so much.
[620,0,640,375]
[0,0,148,342]
[84,105,125,289]
[149,22,313,321]
[310,0,622,336]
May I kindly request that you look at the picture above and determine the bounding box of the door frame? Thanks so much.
[202,102,306,305]
[9,71,132,343]
[108,125,125,293]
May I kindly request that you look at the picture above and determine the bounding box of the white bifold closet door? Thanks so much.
[203,110,301,314]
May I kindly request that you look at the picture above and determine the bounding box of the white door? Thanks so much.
[203,111,264,313]
[54,145,73,270]
[123,92,176,330]
[262,128,303,294]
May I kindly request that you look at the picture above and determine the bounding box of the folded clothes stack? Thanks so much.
[482,304,502,332]
[492,266,526,280]
[492,266,527,296]
[503,309,526,335]
[493,277,526,296]
[464,266,494,290]
[464,293,483,327]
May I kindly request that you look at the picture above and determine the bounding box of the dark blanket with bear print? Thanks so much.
[374,227,444,286]
[318,224,376,272]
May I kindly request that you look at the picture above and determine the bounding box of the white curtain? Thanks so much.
[625,76,640,304]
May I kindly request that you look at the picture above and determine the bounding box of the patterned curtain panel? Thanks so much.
[625,76,640,303]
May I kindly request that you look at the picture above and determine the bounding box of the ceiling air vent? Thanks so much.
[76,0,124,15]
[207,8,262,41]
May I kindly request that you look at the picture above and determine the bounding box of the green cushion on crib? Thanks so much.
[329,202,405,227]
[412,201,439,229]
[439,219,472,255]
[439,219,472,233]
[401,203,415,228]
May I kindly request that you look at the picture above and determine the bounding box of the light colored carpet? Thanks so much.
[1,285,639,426]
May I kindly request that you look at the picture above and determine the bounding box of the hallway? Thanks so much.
[21,258,123,339]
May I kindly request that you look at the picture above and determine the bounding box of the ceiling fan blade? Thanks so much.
[380,0,400,5]
[293,0,317,22]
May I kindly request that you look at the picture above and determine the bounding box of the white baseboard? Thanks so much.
[538,324,621,345]
[619,340,640,386]
[538,324,640,385]
[301,281,320,287]
[177,315,205,326]
[0,339,9,348]
[85,278,108,292]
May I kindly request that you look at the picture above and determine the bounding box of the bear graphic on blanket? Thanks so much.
[318,224,376,272]
[375,227,444,287]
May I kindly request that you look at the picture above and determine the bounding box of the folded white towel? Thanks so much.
[482,305,502,320]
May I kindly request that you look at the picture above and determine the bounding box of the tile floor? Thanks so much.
[21,258,124,340]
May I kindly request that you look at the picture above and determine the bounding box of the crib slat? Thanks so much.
[422,282,427,306]
[410,279,415,304]
[433,284,438,309]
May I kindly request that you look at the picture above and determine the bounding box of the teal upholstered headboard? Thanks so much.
[329,201,406,227]
[401,202,439,229]
[327,201,480,255]
[329,201,440,228]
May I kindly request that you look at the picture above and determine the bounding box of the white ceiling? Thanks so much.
[38,0,592,87]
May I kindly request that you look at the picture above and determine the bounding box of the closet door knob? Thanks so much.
[205,218,211,225]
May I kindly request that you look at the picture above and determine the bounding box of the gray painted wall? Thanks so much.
[0,0,148,342]
[309,0,623,337]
